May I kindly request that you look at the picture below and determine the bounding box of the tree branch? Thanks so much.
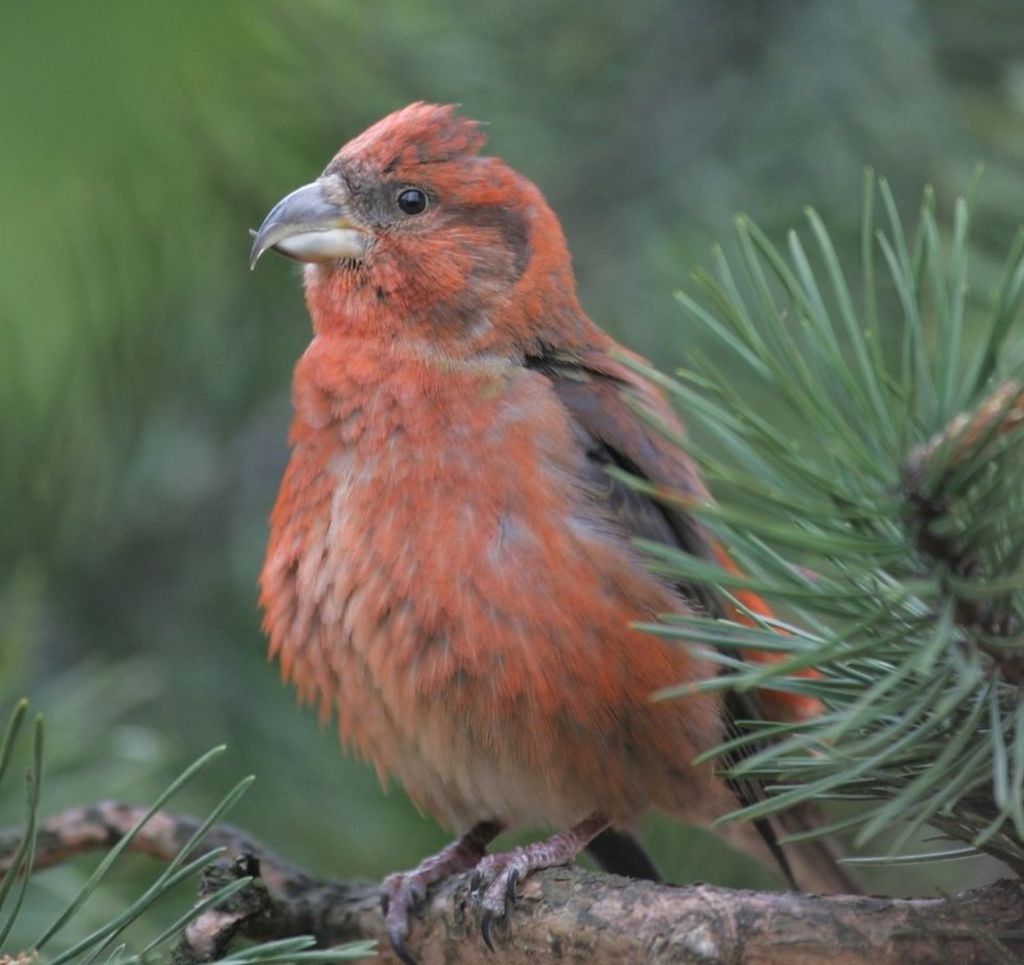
[2,802,1022,963]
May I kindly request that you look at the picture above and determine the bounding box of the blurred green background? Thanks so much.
[3,0,1024,947]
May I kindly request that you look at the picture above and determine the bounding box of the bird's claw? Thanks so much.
[480,908,496,952]
[504,867,521,905]
[384,859,517,958]
[387,921,419,965]
[470,854,525,950]
[381,872,428,965]
[480,866,519,950]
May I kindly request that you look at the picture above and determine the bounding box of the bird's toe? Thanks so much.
[474,860,523,949]
[381,873,429,965]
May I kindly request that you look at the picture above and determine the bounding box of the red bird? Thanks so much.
[251,103,850,961]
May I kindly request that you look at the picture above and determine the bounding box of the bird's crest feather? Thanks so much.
[339,102,487,172]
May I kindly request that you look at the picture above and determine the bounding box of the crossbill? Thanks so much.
[251,103,851,962]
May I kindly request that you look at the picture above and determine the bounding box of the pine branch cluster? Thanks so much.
[630,173,1024,873]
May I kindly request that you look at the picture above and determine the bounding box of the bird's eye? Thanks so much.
[396,188,428,215]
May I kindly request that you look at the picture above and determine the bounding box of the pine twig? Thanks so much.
[907,381,1024,471]
[904,380,1024,683]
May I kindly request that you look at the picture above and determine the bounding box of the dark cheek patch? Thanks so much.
[447,203,530,283]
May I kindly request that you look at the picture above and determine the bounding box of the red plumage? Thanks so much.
[252,103,849,961]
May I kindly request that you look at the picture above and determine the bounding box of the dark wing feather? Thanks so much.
[527,346,797,887]
[527,349,723,616]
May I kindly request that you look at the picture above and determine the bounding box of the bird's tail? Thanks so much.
[588,812,856,894]
[700,543,856,893]
[773,801,860,894]
[586,827,662,881]
[714,799,859,895]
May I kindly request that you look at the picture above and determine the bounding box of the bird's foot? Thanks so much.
[469,813,608,951]
[381,820,502,965]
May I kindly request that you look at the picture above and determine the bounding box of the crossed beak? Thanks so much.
[249,180,368,269]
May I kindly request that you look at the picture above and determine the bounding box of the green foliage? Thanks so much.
[0,701,39,950]
[0,702,375,962]
[634,174,1024,870]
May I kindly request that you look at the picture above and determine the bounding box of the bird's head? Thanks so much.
[250,103,586,354]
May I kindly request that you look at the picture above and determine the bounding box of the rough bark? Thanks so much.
[1,802,1021,964]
